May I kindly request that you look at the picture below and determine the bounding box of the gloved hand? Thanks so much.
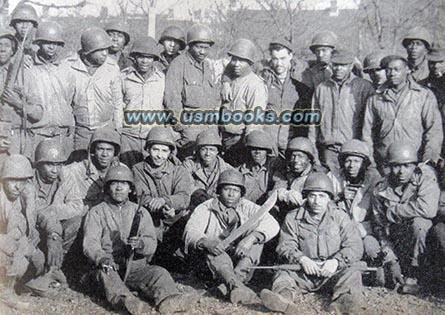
[47,233,63,268]
[99,257,117,274]
[198,237,225,256]
[235,234,257,257]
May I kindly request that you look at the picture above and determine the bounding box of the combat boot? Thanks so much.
[157,292,200,314]
[260,289,299,314]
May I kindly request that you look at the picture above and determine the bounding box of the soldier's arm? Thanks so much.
[183,202,212,252]
[276,211,304,264]
[307,89,320,163]
[421,90,443,163]
[56,173,84,220]
[83,208,109,266]
[163,167,192,210]
[111,70,124,129]
[135,209,158,261]
[361,97,376,164]
[244,78,268,134]
[332,212,364,269]
[164,59,184,119]
[246,201,280,242]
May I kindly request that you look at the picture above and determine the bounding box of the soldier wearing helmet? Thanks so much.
[104,20,131,70]
[220,39,268,167]
[261,172,363,314]
[83,164,198,315]
[238,130,283,204]
[363,55,443,170]
[61,27,124,159]
[9,4,38,63]
[308,49,375,172]
[158,25,186,72]
[372,143,440,295]
[133,126,193,267]
[121,36,165,168]
[63,127,121,210]
[0,154,46,303]
[32,139,83,292]
[164,23,220,159]
[402,26,433,82]
[363,51,388,89]
[184,169,279,305]
[181,129,232,208]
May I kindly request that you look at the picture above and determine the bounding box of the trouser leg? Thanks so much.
[234,243,263,283]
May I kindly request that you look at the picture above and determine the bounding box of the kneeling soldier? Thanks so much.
[83,165,197,315]
[261,172,364,314]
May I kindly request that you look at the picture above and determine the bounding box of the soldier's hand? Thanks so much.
[162,205,175,219]
[276,188,288,202]
[235,234,257,257]
[287,190,303,206]
[319,259,338,277]
[127,236,142,251]
[148,198,166,212]
[300,256,320,276]
[199,238,225,256]
[99,257,117,274]
[220,81,232,102]
[2,88,24,111]
[47,233,63,268]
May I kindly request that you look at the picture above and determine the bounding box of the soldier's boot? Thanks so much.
[157,292,200,314]
[216,265,259,305]
[113,294,151,315]
[260,289,299,314]
[400,277,420,295]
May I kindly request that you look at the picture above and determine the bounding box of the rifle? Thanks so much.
[123,192,145,283]
[248,264,377,273]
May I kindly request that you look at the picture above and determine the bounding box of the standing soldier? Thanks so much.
[29,21,75,156]
[157,25,186,73]
[121,36,164,168]
[184,169,279,305]
[362,55,443,171]
[83,165,198,315]
[61,27,123,161]
[221,38,268,166]
[9,4,38,61]
[402,26,433,82]
[420,45,445,108]
[164,23,220,159]
[309,49,375,172]
[363,51,388,90]
[63,127,121,212]
[372,143,440,294]
[104,20,131,70]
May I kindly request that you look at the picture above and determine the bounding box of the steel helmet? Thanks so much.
[104,164,134,186]
[228,38,257,64]
[159,25,186,50]
[186,24,214,46]
[81,27,112,55]
[2,154,33,179]
[10,4,38,27]
[217,169,246,196]
[145,126,176,151]
[89,127,121,156]
[309,31,338,53]
[363,51,387,72]
[34,21,65,46]
[338,140,371,165]
[0,30,18,54]
[286,137,316,162]
[269,38,293,53]
[105,20,130,46]
[34,139,67,164]
[302,172,334,198]
[402,26,433,50]
[196,129,222,147]
[245,130,273,151]
[386,143,418,165]
[130,36,160,59]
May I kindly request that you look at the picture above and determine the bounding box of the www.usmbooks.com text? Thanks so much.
[124,106,321,126]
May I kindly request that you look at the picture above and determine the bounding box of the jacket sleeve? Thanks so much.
[361,96,376,164]
[164,59,184,118]
[56,174,84,221]
[244,78,268,134]
[83,206,110,266]
[421,90,443,163]
[111,69,124,129]
[308,88,320,163]
[163,167,192,210]
[136,209,158,261]
[23,68,44,123]
[276,211,304,264]
[183,201,212,252]
[244,200,280,242]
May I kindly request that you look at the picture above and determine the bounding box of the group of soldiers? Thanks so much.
[1,3,445,315]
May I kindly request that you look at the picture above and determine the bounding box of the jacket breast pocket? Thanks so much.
[325,226,341,255]
[183,78,205,108]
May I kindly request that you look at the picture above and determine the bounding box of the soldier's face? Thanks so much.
[219,184,242,208]
[199,145,218,166]
[0,38,15,66]
[406,39,428,60]
[3,178,27,201]
[313,46,333,64]
[343,156,364,178]
[39,41,62,59]
[38,162,62,183]
[108,180,130,203]
[249,147,268,165]
[306,191,330,215]
[189,43,210,62]
[385,60,409,87]
[93,142,115,169]
[390,163,416,185]
[368,68,387,86]
[87,48,108,66]
[149,144,171,167]
[270,48,292,75]
[289,150,311,174]
[332,63,353,81]
[163,38,181,55]
[14,20,34,39]
[107,31,126,53]
[428,60,445,78]
[230,56,251,77]
[134,54,155,74]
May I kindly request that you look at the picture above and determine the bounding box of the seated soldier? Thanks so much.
[0,155,44,307]
[31,139,83,293]
[372,143,440,294]
[183,169,279,305]
[83,165,197,315]
[261,173,364,314]
[181,129,232,210]
[63,127,121,211]
[328,140,401,286]
[238,130,284,205]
